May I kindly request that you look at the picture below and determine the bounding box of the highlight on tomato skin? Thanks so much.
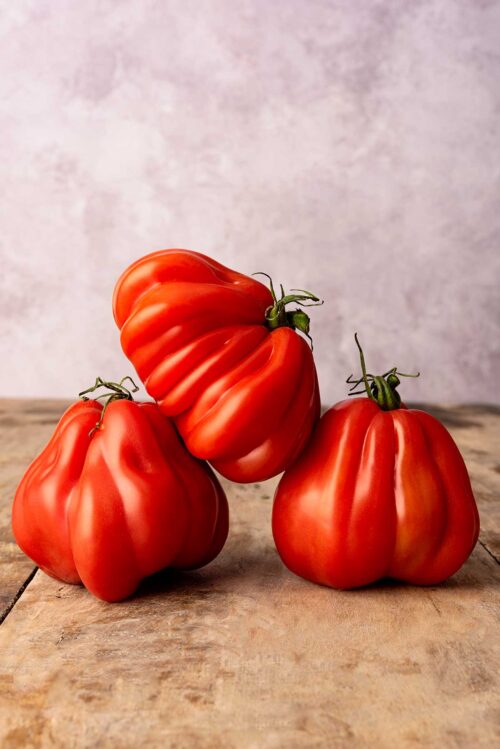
[112,249,323,483]
[272,336,480,590]
[11,377,229,603]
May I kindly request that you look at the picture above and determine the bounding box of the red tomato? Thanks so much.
[12,380,229,602]
[272,337,479,589]
[112,249,322,482]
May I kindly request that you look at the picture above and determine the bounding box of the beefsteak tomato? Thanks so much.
[112,249,322,482]
[12,378,229,602]
[272,336,479,589]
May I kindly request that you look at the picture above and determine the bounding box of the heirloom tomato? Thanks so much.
[12,378,229,602]
[112,250,322,482]
[272,336,479,589]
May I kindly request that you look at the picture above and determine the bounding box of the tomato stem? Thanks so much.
[79,376,139,435]
[253,272,323,348]
[346,334,420,411]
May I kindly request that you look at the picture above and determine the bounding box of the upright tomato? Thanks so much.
[272,336,479,589]
[112,249,322,483]
[12,378,229,602]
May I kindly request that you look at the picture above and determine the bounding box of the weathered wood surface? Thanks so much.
[0,400,499,748]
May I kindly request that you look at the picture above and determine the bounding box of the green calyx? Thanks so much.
[79,376,139,435]
[346,333,420,411]
[253,272,323,348]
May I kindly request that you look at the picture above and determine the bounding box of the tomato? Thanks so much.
[112,249,322,482]
[272,336,479,589]
[12,378,229,602]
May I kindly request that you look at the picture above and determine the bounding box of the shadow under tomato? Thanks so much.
[118,538,497,604]
[295,547,498,595]
[132,544,285,602]
[133,567,224,601]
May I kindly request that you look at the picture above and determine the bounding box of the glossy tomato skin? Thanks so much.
[12,399,229,602]
[112,249,320,483]
[272,399,479,589]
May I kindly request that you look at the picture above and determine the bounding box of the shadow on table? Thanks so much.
[132,541,498,603]
[133,544,283,601]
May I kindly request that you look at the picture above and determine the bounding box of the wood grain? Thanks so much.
[0,400,498,748]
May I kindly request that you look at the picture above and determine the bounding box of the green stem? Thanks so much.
[79,376,139,435]
[346,334,420,411]
[253,273,323,348]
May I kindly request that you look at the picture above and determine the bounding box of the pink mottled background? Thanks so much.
[1,0,499,403]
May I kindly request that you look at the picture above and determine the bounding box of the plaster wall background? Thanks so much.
[1,0,499,403]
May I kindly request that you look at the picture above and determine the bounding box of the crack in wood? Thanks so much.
[0,567,38,626]
[479,540,500,566]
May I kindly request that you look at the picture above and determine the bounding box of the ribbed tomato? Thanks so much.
[272,337,480,588]
[12,378,229,602]
[112,250,322,482]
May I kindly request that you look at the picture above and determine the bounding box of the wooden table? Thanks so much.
[0,400,499,748]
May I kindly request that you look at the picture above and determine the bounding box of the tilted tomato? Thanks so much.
[112,249,322,483]
[12,378,229,602]
[272,336,479,589]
